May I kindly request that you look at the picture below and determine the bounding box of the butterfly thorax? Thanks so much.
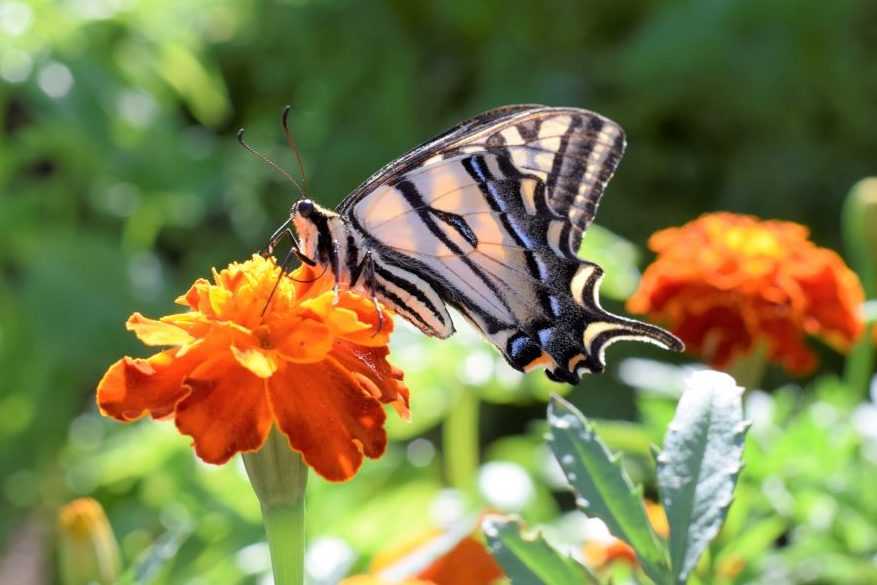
[291,199,369,293]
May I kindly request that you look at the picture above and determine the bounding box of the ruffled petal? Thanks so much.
[160,312,212,338]
[274,317,334,363]
[174,359,272,464]
[231,345,278,378]
[126,312,195,346]
[290,264,335,301]
[300,295,373,337]
[268,359,387,481]
[330,340,409,417]
[97,346,202,421]
[417,536,504,585]
[177,279,232,318]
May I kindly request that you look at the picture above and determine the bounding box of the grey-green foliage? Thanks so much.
[656,371,748,584]
[482,515,597,585]
[547,396,672,585]
[495,376,748,585]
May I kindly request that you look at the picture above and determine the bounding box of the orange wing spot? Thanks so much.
[523,351,555,372]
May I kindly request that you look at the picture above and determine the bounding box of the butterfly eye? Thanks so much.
[296,199,315,219]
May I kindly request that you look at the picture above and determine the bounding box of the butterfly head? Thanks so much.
[291,198,340,265]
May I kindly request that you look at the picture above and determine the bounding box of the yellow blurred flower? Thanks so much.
[57,498,120,585]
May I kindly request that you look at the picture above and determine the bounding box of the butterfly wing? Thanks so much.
[341,106,681,383]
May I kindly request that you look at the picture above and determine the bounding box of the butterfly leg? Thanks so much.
[331,240,341,305]
[366,253,385,335]
[264,219,317,267]
[356,250,384,335]
[348,249,384,334]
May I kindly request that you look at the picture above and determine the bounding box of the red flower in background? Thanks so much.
[97,255,408,481]
[628,213,864,374]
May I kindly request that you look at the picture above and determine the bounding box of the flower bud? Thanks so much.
[843,177,877,298]
[57,498,120,585]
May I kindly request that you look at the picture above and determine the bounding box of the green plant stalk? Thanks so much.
[443,389,480,489]
[842,178,877,397]
[243,428,309,585]
[262,501,306,585]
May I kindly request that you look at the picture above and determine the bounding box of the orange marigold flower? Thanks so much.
[627,212,865,374]
[340,527,503,585]
[96,254,408,481]
[583,500,668,570]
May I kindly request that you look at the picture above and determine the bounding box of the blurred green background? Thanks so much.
[2,1,876,583]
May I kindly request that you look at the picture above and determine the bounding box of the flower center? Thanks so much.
[254,324,273,349]
[723,227,783,258]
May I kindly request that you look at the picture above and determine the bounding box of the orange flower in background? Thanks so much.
[628,213,864,374]
[340,527,504,585]
[96,254,408,481]
[583,500,668,570]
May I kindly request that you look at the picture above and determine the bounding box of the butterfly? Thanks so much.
[264,104,682,384]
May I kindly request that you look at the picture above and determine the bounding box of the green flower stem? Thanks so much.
[262,501,306,585]
[842,178,877,397]
[243,428,308,585]
[443,389,480,489]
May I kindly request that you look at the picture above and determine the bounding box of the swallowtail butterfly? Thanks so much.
[266,105,682,384]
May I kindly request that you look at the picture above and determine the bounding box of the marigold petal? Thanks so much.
[231,345,278,379]
[275,318,334,363]
[583,538,638,569]
[415,536,504,585]
[174,360,272,464]
[330,341,409,418]
[177,279,232,318]
[290,264,335,301]
[629,212,865,375]
[339,578,430,585]
[299,294,373,335]
[268,358,387,481]
[97,348,199,421]
[160,312,211,337]
[335,295,395,346]
[367,529,502,585]
[126,312,195,346]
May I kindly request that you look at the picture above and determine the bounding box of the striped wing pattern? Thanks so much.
[342,106,681,383]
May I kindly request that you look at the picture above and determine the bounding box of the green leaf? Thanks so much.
[656,371,749,584]
[118,526,191,585]
[578,224,642,301]
[547,396,672,585]
[482,515,597,585]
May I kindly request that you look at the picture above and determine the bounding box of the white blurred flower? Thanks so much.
[38,61,74,98]
[0,2,33,36]
[478,461,534,512]
[305,537,355,584]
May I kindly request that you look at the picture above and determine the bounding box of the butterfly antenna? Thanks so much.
[261,245,297,317]
[281,106,309,196]
[237,128,306,198]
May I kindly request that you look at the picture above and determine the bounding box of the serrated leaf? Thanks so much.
[547,396,672,585]
[656,370,749,584]
[482,515,597,585]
